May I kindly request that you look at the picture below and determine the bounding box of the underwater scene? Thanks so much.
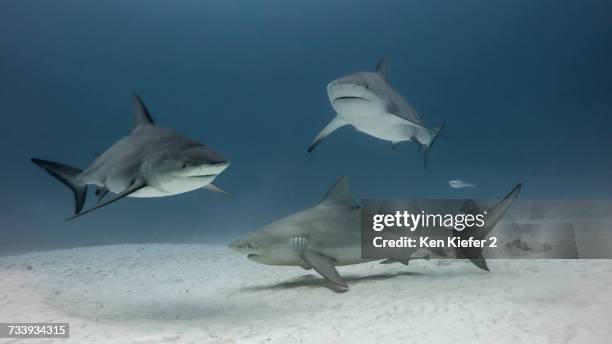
[1,0,612,343]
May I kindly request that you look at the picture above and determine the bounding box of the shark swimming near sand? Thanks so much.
[308,56,445,167]
[32,93,230,220]
[230,177,521,290]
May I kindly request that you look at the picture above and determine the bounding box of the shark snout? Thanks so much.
[208,161,230,174]
[327,81,370,103]
[229,236,266,259]
[228,238,251,253]
[175,146,231,177]
[183,161,230,177]
[228,240,240,252]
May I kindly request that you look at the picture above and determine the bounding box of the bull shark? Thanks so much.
[32,93,230,220]
[230,177,521,290]
[308,56,444,167]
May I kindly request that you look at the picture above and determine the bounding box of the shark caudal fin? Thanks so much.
[454,183,522,271]
[422,122,445,169]
[31,158,88,215]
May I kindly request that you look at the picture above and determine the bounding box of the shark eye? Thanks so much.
[247,243,253,249]
[182,162,188,168]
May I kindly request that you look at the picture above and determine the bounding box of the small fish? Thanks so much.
[449,180,476,189]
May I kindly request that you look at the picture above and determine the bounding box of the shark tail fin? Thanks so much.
[454,183,522,271]
[422,122,445,169]
[31,158,88,215]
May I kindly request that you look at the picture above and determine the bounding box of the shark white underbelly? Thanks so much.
[127,175,217,197]
[318,244,367,266]
[338,108,428,144]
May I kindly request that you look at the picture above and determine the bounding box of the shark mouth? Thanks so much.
[333,96,367,101]
[189,173,216,178]
[247,254,265,259]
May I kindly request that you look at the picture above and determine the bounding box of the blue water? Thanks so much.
[1,0,611,254]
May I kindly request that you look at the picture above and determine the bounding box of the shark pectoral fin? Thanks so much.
[465,251,489,271]
[386,117,444,168]
[95,186,110,203]
[66,179,147,221]
[204,183,230,196]
[301,252,348,290]
[422,122,445,169]
[307,117,348,153]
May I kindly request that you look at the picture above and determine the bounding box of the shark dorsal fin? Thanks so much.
[460,199,480,214]
[374,55,390,81]
[320,177,357,207]
[131,92,155,130]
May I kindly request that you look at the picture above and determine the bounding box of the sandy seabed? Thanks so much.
[1,244,611,344]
